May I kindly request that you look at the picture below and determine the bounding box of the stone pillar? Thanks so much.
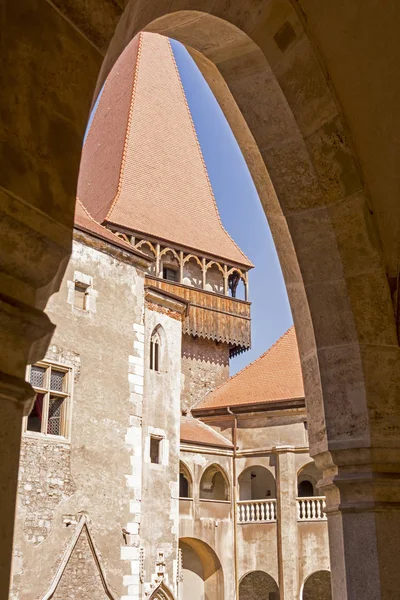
[275,446,298,600]
[315,447,400,600]
[0,193,71,597]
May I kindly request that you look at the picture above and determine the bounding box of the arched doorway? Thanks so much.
[239,570,279,600]
[179,538,224,600]
[302,570,332,600]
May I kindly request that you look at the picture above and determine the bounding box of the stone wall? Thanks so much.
[11,236,145,599]
[141,306,182,597]
[181,335,229,412]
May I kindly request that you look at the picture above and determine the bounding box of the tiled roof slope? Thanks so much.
[78,32,252,268]
[193,327,304,411]
[180,417,233,448]
[74,200,149,258]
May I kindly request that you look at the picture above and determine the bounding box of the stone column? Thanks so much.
[275,446,298,600]
[0,192,72,597]
[315,446,400,600]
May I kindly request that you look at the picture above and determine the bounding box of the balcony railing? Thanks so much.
[237,499,277,523]
[297,496,326,521]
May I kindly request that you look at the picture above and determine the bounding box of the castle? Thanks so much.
[11,32,330,600]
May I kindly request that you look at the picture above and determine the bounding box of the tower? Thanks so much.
[79,31,253,410]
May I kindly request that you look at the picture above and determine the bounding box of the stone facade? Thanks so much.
[180,336,229,412]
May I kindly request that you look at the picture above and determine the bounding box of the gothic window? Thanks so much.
[150,330,161,371]
[25,362,72,439]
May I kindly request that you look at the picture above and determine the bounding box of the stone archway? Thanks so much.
[239,570,279,600]
[302,570,332,600]
[90,10,400,599]
[4,3,400,599]
[179,537,224,600]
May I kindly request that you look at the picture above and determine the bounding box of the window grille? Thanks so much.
[26,362,72,439]
[150,330,161,371]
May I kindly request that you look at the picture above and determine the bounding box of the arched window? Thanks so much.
[179,462,193,499]
[150,329,161,371]
[199,464,229,501]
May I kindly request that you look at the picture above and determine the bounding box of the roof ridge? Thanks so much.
[76,198,125,244]
[167,37,253,269]
[106,31,143,223]
[191,325,295,410]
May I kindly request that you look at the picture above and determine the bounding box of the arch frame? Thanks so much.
[199,462,231,501]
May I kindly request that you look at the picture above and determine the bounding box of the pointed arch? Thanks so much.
[150,324,166,372]
[135,239,156,255]
[149,582,176,600]
[179,460,193,499]
[42,516,116,600]
[199,463,230,501]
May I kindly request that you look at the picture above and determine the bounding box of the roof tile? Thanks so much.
[193,327,303,411]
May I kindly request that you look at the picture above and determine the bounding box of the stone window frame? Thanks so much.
[67,270,97,314]
[23,360,74,442]
[146,427,168,469]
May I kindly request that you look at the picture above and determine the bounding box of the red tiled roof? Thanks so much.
[74,200,150,260]
[180,417,233,448]
[78,32,252,268]
[193,327,304,411]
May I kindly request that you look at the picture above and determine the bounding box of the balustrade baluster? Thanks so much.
[316,499,321,519]
[250,503,255,521]
[311,499,316,519]
[260,502,265,521]
[255,503,260,521]
[246,503,250,522]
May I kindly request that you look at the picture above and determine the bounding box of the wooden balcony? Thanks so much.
[145,276,251,355]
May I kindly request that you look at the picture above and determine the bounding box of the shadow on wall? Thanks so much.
[302,570,332,600]
[179,538,224,600]
[239,571,279,600]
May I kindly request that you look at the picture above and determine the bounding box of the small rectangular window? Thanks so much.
[163,267,178,282]
[26,362,72,439]
[74,283,88,310]
[150,436,162,464]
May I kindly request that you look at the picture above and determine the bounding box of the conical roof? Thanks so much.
[193,327,303,411]
[78,32,252,268]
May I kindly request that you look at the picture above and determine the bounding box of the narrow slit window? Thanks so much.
[74,282,88,310]
[150,436,162,464]
[150,330,161,372]
[26,363,72,439]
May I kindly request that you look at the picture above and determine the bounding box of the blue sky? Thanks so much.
[170,39,293,374]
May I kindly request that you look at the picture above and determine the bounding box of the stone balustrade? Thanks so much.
[297,497,326,521]
[237,499,277,523]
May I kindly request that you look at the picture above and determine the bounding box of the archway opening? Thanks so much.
[302,570,332,600]
[239,570,279,600]
[199,464,229,501]
[297,462,323,498]
[179,461,193,499]
[238,466,276,501]
[179,537,224,600]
